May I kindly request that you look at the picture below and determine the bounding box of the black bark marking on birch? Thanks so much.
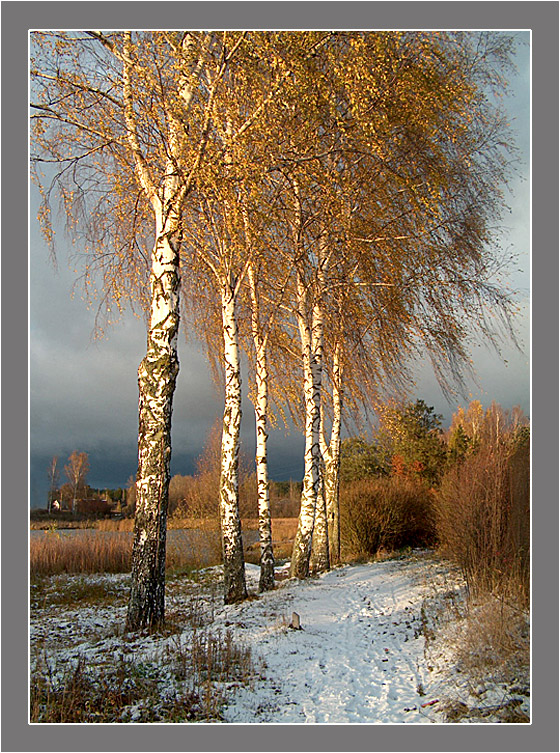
[127,287,179,630]
[128,432,173,629]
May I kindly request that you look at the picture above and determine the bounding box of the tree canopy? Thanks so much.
[31,29,523,614]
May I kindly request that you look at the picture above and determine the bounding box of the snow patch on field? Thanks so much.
[30,553,530,723]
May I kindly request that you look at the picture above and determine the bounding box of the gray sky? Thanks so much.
[29,32,530,507]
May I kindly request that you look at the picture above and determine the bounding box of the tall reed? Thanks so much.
[30,532,131,576]
[30,530,223,577]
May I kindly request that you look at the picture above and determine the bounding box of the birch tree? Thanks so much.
[184,189,250,603]
[292,31,518,578]
[184,181,291,597]
[246,257,275,591]
[240,192,304,590]
[273,174,330,579]
[64,451,90,512]
[31,30,237,626]
[193,30,519,584]
[242,191,314,587]
[321,340,344,564]
[32,30,520,600]
[179,31,334,599]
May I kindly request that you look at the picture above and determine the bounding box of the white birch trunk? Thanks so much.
[310,461,329,573]
[325,341,344,565]
[290,279,324,579]
[309,300,329,574]
[219,279,247,603]
[123,33,187,629]
[248,265,275,591]
[254,347,275,591]
[127,205,180,629]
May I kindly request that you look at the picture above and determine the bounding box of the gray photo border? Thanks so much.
[3,2,557,751]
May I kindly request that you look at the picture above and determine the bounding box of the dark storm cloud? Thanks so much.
[30,234,305,505]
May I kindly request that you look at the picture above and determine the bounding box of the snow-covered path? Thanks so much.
[217,557,452,723]
[30,552,529,723]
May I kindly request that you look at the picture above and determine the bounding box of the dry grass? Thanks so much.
[456,595,530,686]
[31,627,256,723]
[436,592,530,723]
[33,515,297,531]
[31,517,222,533]
[166,530,223,574]
[415,557,530,724]
[242,517,298,539]
[30,532,131,576]
[94,517,222,532]
[29,530,222,577]
[30,519,93,531]
[30,575,129,610]
[271,518,299,541]
[31,656,134,723]
[30,517,298,577]
[242,518,297,565]
[30,567,258,723]
[94,518,134,532]
[431,433,530,722]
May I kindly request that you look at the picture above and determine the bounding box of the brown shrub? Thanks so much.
[340,476,436,560]
[269,481,302,518]
[75,498,113,517]
[434,440,529,603]
[454,594,530,689]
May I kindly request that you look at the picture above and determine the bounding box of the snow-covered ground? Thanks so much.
[220,557,451,723]
[30,552,530,723]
